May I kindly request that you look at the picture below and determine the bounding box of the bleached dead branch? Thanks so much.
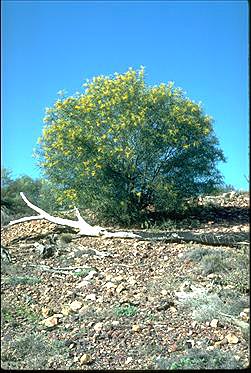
[8,192,141,239]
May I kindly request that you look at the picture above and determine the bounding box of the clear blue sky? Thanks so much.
[2,0,249,190]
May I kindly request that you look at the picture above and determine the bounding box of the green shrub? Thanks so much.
[155,348,242,370]
[73,268,95,277]
[1,333,69,370]
[222,248,249,294]
[6,275,41,286]
[59,233,73,243]
[1,301,39,327]
[114,304,138,318]
[200,253,229,275]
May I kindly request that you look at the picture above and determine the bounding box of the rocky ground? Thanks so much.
[1,191,250,370]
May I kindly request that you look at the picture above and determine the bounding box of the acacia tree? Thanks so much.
[36,67,225,224]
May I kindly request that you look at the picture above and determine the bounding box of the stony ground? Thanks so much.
[1,192,250,370]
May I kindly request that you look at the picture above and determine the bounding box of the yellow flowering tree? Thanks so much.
[36,67,225,224]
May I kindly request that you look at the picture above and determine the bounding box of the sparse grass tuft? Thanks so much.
[155,348,242,370]
[218,288,249,316]
[222,247,249,294]
[200,253,229,275]
[183,247,230,275]
[1,300,39,327]
[182,247,225,262]
[180,292,228,322]
[1,332,69,370]
[6,275,41,286]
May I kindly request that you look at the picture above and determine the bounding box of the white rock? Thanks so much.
[85,293,96,301]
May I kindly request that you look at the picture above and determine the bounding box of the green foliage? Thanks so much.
[2,302,39,325]
[6,275,41,286]
[1,167,61,218]
[73,268,94,277]
[59,233,73,243]
[36,67,225,224]
[114,304,138,317]
[222,246,249,294]
[156,348,241,370]
[1,332,69,370]
[200,252,229,275]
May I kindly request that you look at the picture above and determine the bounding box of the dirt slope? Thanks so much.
[1,192,249,370]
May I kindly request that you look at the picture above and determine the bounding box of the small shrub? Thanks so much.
[155,348,242,370]
[1,301,39,327]
[1,306,16,326]
[73,268,93,277]
[218,288,249,316]
[6,275,41,286]
[59,233,73,243]
[200,253,229,275]
[181,292,228,322]
[1,332,69,370]
[114,304,138,318]
[222,248,249,294]
[182,247,217,262]
[15,304,39,323]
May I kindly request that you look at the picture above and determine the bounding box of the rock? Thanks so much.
[103,281,117,289]
[207,273,217,279]
[40,314,62,328]
[80,353,92,365]
[128,277,137,286]
[226,333,239,344]
[85,293,96,301]
[132,324,141,332]
[116,283,125,294]
[210,319,219,328]
[69,300,82,311]
[112,275,124,283]
[240,308,250,321]
[84,270,97,281]
[76,280,90,288]
[93,322,103,332]
[214,338,228,347]
[61,305,71,316]
[125,356,133,364]
[41,307,50,317]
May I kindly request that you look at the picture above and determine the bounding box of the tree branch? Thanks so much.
[7,192,141,239]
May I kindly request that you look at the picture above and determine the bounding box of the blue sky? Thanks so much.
[1,0,249,190]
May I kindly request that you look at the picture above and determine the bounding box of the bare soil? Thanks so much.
[1,192,250,370]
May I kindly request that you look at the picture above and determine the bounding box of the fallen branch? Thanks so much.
[8,193,141,239]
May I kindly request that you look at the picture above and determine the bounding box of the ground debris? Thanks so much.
[1,192,249,370]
